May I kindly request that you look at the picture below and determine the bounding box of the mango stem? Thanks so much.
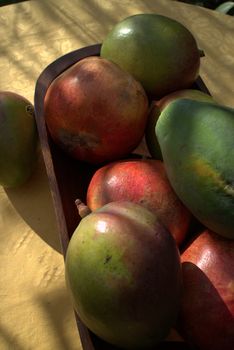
[75,199,91,218]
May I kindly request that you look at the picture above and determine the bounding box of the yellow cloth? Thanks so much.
[0,1,233,349]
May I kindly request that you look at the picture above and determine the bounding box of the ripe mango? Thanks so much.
[44,56,148,164]
[156,99,234,239]
[65,201,182,349]
[0,91,38,188]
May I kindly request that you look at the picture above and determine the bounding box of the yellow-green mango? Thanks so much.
[100,14,201,98]
[156,99,234,239]
[0,91,38,188]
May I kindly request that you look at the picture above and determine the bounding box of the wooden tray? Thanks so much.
[34,43,209,350]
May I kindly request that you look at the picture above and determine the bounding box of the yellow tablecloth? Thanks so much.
[0,1,233,349]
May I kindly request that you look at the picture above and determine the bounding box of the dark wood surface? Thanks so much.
[34,44,206,350]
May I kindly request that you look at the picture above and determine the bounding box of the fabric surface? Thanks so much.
[0,1,233,349]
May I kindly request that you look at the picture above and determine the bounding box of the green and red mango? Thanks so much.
[44,56,149,164]
[65,201,182,349]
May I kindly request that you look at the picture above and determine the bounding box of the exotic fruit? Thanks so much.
[156,99,234,239]
[155,89,214,111]
[145,89,214,160]
[86,159,191,246]
[0,91,38,188]
[101,14,201,98]
[44,56,149,164]
[178,229,234,350]
[65,201,182,349]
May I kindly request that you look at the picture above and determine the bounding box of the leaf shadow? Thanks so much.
[35,285,81,350]
[0,320,26,350]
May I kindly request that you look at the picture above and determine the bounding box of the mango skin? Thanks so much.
[0,91,38,188]
[145,89,214,160]
[100,14,200,98]
[65,201,182,349]
[86,159,191,246]
[156,99,234,239]
[44,56,148,165]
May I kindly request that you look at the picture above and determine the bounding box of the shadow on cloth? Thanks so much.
[5,148,62,253]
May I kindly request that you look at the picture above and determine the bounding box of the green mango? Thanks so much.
[0,91,38,188]
[145,89,214,160]
[156,99,234,239]
[100,14,201,98]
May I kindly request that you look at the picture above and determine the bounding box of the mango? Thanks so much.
[44,56,148,164]
[65,201,182,349]
[101,14,201,98]
[156,99,234,239]
[0,91,38,188]
[86,159,191,246]
[145,89,214,160]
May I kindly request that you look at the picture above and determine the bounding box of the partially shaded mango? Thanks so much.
[0,91,38,188]
[156,99,234,239]
[65,201,182,349]
[145,89,214,160]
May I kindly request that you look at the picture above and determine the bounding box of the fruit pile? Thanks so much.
[1,13,233,350]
